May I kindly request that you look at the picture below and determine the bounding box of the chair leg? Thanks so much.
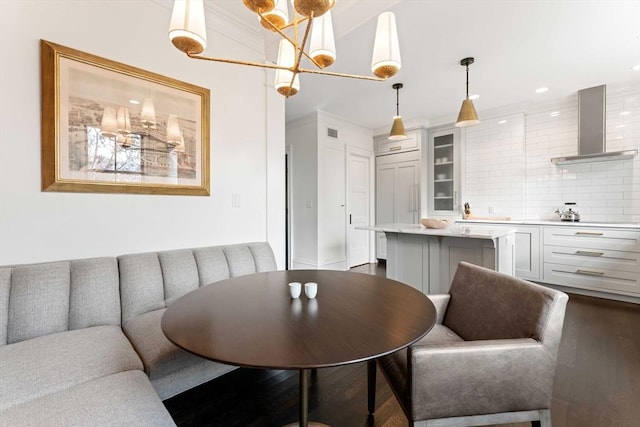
[536,409,551,427]
[367,360,376,415]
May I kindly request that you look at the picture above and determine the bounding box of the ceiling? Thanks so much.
[211,0,640,131]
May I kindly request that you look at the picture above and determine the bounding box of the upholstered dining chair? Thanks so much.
[368,261,568,427]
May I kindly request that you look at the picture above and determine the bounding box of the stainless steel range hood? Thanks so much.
[551,85,638,165]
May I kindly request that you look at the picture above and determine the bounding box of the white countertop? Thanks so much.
[458,219,640,229]
[357,223,516,239]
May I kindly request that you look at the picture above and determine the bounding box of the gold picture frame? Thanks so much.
[41,40,210,196]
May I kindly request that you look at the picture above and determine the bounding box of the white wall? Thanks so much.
[460,86,640,223]
[286,111,374,269]
[0,1,285,265]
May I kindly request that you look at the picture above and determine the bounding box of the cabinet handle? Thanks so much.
[575,231,604,236]
[575,269,605,276]
[389,146,402,151]
[575,250,604,257]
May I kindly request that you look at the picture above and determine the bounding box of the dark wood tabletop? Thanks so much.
[161,270,436,370]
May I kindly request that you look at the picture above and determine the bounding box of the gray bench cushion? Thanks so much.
[0,325,142,411]
[0,370,175,427]
[124,308,236,400]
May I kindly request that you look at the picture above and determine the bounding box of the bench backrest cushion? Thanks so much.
[119,242,277,324]
[0,257,121,346]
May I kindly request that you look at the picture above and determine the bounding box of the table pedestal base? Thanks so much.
[282,369,331,427]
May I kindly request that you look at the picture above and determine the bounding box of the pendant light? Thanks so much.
[389,83,406,141]
[455,57,480,127]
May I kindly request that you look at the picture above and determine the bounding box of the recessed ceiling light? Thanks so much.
[632,64,640,71]
[498,120,507,124]
[129,99,140,105]
[616,124,627,128]
[536,87,549,94]
[550,111,560,117]
[468,94,480,100]
[620,111,632,116]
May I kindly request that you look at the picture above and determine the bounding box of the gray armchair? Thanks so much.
[368,261,568,427]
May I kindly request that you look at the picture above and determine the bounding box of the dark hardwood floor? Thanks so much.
[164,263,640,427]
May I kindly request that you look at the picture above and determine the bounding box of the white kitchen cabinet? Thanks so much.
[542,226,640,297]
[375,150,421,260]
[457,223,541,281]
[428,126,461,215]
[374,127,421,155]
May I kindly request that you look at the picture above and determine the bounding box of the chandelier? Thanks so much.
[168,0,402,96]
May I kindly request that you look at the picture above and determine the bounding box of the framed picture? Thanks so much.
[41,40,210,196]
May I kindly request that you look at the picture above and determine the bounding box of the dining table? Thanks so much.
[161,269,436,426]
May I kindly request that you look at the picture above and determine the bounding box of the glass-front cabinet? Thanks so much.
[428,127,460,215]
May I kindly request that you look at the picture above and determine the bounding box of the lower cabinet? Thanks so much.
[541,226,640,297]
[457,222,640,301]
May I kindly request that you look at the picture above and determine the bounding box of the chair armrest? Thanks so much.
[409,339,555,421]
[427,294,450,324]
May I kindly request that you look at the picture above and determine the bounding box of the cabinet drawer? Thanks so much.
[543,262,640,296]
[543,245,640,273]
[543,227,640,252]
[376,131,419,154]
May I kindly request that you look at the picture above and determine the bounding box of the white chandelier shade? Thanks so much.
[100,107,118,137]
[166,115,183,146]
[116,107,132,135]
[140,98,157,129]
[260,0,289,30]
[309,10,336,68]
[371,11,401,79]
[274,39,301,96]
[169,0,208,55]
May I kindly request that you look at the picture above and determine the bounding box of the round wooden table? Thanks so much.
[161,270,436,426]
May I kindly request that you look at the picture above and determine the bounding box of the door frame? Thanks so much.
[346,147,376,267]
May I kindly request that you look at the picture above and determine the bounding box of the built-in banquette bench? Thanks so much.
[0,242,277,426]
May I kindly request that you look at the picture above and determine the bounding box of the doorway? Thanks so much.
[347,149,374,268]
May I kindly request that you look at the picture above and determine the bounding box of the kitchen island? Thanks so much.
[358,223,516,294]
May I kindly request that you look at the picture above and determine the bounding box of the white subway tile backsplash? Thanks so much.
[461,88,640,222]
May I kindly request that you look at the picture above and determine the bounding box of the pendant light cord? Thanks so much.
[465,64,470,100]
[396,86,400,116]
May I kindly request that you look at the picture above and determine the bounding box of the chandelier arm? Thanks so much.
[257,11,323,69]
[186,52,293,71]
[292,11,315,72]
[280,15,310,30]
[297,67,385,81]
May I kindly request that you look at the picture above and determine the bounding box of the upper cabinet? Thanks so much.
[374,128,421,156]
[428,127,461,216]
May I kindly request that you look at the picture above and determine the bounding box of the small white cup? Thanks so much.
[304,282,318,299]
[289,282,302,298]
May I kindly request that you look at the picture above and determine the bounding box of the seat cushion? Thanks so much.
[124,308,236,399]
[0,325,143,411]
[378,324,463,402]
[0,370,175,427]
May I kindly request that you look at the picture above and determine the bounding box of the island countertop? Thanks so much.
[357,223,516,240]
